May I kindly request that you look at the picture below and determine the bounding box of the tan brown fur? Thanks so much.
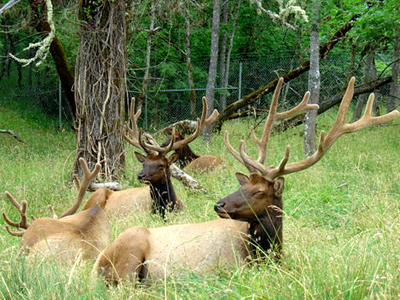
[83,186,152,216]
[3,158,111,261]
[21,205,110,261]
[94,219,249,283]
[183,155,223,173]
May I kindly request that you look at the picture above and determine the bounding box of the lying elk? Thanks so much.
[94,77,398,284]
[2,158,111,261]
[161,128,223,173]
[86,97,219,219]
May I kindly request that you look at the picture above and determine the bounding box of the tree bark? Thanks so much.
[203,0,221,141]
[184,1,197,118]
[352,47,377,121]
[304,0,320,157]
[29,0,76,121]
[213,13,360,131]
[220,0,241,111]
[388,27,400,112]
[74,0,127,181]
[137,0,156,111]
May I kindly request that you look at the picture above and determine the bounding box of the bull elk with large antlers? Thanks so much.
[161,129,223,173]
[86,97,219,219]
[2,158,111,261]
[93,77,398,284]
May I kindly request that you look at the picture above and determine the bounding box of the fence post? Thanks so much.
[238,61,242,101]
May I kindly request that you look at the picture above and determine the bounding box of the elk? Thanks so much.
[2,158,111,261]
[120,96,219,218]
[93,77,398,284]
[161,129,223,173]
[83,97,218,218]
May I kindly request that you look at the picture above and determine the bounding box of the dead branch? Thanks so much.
[0,129,24,142]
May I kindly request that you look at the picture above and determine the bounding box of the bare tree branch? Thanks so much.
[0,129,24,142]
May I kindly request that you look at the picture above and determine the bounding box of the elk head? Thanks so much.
[123,97,219,217]
[215,77,399,256]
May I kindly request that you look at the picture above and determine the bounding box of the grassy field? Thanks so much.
[1,102,400,299]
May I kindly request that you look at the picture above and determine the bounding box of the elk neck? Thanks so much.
[247,198,283,258]
[148,171,178,218]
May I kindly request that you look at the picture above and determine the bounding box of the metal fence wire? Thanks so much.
[128,55,362,129]
[2,54,391,130]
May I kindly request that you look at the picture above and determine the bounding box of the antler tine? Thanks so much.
[59,158,101,218]
[5,225,25,236]
[264,77,399,180]
[170,97,219,151]
[2,191,30,235]
[250,77,284,164]
[276,91,319,121]
[140,129,176,155]
[223,131,245,165]
[123,97,145,151]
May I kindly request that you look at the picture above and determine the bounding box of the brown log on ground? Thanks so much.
[213,14,360,132]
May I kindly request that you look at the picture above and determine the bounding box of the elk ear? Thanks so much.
[273,177,285,197]
[134,151,147,163]
[235,172,249,186]
[168,152,180,165]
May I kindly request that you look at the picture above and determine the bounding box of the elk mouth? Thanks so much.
[214,203,235,219]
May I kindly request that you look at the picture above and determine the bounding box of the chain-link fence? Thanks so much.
[129,55,358,130]
[2,54,391,130]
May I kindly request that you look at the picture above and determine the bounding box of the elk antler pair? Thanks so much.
[123,97,219,155]
[2,158,101,236]
[225,77,399,181]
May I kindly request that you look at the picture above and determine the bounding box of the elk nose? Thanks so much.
[138,172,145,180]
[214,201,225,212]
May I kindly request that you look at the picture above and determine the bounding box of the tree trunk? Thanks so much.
[184,1,197,118]
[74,0,127,181]
[304,0,320,157]
[29,0,76,121]
[137,0,156,111]
[352,48,376,121]
[203,0,221,141]
[388,27,400,112]
[220,0,241,111]
[214,13,360,131]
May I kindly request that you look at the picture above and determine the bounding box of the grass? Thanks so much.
[1,101,400,299]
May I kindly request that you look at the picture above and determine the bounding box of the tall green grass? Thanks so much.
[1,104,400,299]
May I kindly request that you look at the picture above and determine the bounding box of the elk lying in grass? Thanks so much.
[86,97,219,219]
[93,77,398,284]
[161,127,223,173]
[2,158,111,261]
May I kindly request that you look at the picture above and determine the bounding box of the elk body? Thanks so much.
[2,158,111,261]
[162,129,223,173]
[94,77,398,284]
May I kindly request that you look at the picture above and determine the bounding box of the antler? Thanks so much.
[125,96,219,155]
[123,97,145,151]
[226,77,399,181]
[2,192,32,236]
[59,158,101,218]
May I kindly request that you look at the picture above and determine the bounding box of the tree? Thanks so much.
[203,0,221,141]
[74,0,127,181]
[388,27,400,112]
[304,0,321,157]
